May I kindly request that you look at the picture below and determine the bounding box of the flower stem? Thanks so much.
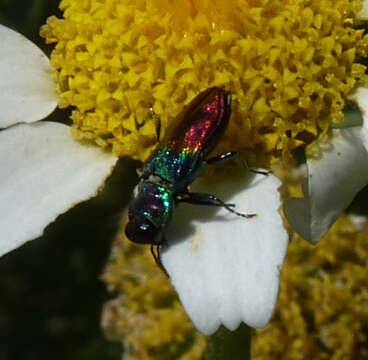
[204,323,251,360]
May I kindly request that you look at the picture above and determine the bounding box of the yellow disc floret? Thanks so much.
[41,0,368,165]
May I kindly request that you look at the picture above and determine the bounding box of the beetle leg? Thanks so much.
[150,244,169,278]
[206,151,238,164]
[240,156,269,176]
[206,151,269,176]
[178,192,256,219]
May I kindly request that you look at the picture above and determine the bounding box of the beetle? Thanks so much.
[125,87,261,271]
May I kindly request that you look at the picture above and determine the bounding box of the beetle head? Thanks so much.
[125,214,163,245]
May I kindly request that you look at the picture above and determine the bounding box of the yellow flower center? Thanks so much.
[41,0,368,165]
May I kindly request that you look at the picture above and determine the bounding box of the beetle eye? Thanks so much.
[125,216,162,245]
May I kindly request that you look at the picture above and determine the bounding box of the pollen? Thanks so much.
[41,0,368,165]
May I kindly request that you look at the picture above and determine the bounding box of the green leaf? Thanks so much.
[331,103,363,129]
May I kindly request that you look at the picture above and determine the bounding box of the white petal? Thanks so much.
[162,173,288,335]
[284,128,368,243]
[0,122,118,256]
[0,25,58,128]
[356,0,368,20]
[352,87,368,150]
[285,87,368,243]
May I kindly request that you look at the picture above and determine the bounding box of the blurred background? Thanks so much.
[0,1,140,358]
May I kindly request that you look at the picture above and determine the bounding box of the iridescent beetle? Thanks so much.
[125,87,262,270]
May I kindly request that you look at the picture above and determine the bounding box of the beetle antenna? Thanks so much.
[150,107,161,143]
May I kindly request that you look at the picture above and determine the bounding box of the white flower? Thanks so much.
[0,24,288,335]
[284,88,368,244]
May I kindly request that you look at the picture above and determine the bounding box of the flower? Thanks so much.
[0,21,288,337]
[3,0,368,341]
[40,0,368,166]
[39,0,368,249]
